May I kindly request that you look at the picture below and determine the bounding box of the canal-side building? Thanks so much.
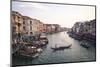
[71,22,82,34]
[45,24,61,34]
[71,20,96,35]
[45,24,52,34]
[12,11,47,36]
[11,11,62,36]
[11,11,23,36]
[82,20,96,36]
[22,16,37,36]
[37,21,45,34]
[22,16,46,36]
[70,19,96,40]
[31,19,46,35]
[52,24,61,33]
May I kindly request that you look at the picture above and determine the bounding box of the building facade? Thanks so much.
[22,16,38,36]
[12,11,62,36]
[45,24,61,34]
[22,16,46,36]
[71,19,96,40]
[11,11,23,36]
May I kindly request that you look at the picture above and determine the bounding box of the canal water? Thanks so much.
[12,31,96,66]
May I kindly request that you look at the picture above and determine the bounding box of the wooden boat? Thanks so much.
[51,44,72,50]
[80,42,90,48]
[80,43,90,48]
[17,46,43,58]
[19,53,39,58]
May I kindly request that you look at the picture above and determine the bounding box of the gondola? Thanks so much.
[51,44,72,50]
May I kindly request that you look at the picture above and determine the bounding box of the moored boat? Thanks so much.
[17,46,43,58]
[19,52,39,58]
[80,41,90,48]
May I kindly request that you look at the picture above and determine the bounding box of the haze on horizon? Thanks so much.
[12,1,95,28]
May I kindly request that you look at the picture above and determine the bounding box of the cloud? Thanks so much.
[13,1,49,11]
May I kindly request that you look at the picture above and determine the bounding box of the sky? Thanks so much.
[12,1,95,28]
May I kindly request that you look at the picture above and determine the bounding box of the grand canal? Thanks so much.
[13,31,96,66]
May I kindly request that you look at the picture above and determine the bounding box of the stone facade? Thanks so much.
[11,11,62,36]
[45,24,61,34]
[12,11,46,36]
[22,16,36,36]
[35,20,45,34]
[11,11,23,35]
[70,19,96,41]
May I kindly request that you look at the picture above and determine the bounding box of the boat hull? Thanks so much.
[51,44,72,50]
